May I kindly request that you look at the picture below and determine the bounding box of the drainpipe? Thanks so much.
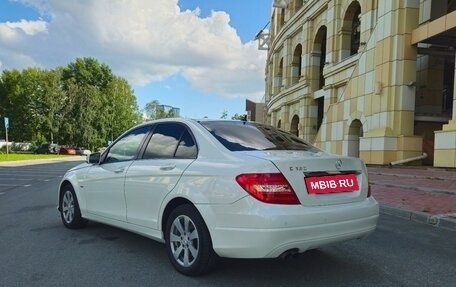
[389,153,428,166]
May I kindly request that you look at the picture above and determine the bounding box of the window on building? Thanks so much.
[268,62,273,100]
[317,97,324,131]
[351,6,361,56]
[341,1,362,60]
[430,0,456,20]
[448,0,456,13]
[276,8,285,31]
[278,58,284,90]
[348,119,363,157]
[291,44,303,85]
[443,58,455,115]
[319,29,327,89]
[291,115,299,136]
[312,26,327,91]
[280,8,285,27]
[294,0,303,14]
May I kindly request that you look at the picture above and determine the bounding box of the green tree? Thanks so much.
[104,77,141,141]
[0,68,49,142]
[231,113,247,121]
[0,69,24,141]
[32,68,64,144]
[0,57,141,149]
[60,57,140,149]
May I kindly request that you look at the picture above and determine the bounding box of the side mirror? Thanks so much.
[87,152,101,164]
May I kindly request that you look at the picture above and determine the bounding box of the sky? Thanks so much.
[0,0,272,119]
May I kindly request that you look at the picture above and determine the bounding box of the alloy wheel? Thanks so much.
[62,190,75,224]
[169,215,200,267]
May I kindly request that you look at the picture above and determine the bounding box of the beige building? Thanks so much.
[264,0,456,167]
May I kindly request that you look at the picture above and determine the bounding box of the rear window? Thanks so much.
[199,121,320,152]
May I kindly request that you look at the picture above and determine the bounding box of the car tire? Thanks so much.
[165,204,217,276]
[59,184,88,229]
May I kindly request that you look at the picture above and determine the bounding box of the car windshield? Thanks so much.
[199,121,320,152]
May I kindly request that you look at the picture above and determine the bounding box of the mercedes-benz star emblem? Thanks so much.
[335,159,342,170]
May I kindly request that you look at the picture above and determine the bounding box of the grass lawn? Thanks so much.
[0,153,73,162]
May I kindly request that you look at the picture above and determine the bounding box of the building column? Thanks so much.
[453,62,456,120]
[282,105,290,132]
[434,52,456,167]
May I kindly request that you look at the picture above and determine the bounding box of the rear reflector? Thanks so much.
[236,173,300,205]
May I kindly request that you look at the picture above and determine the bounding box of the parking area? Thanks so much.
[0,160,83,195]
[0,161,455,286]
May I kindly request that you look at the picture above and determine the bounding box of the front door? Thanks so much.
[83,125,151,221]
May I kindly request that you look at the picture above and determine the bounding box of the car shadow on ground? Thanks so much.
[61,221,381,286]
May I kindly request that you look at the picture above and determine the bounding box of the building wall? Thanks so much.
[265,0,438,165]
[245,100,265,123]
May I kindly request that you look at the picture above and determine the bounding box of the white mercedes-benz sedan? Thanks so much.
[58,118,379,276]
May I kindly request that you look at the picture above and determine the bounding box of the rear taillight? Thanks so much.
[236,173,300,205]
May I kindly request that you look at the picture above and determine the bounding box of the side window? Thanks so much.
[175,130,197,159]
[143,123,197,159]
[105,126,150,163]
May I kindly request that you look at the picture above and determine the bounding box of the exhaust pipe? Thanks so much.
[279,248,299,260]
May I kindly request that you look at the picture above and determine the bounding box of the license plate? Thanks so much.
[305,174,359,194]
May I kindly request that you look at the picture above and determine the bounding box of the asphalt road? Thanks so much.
[0,161,455,287]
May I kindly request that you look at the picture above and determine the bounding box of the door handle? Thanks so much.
[114,167,125,173]
[160,164,176,171]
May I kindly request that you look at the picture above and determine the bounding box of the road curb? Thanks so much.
[380,205,456,231]
[0,156,85,167]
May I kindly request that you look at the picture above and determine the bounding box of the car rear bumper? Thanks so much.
[197,197,379,258]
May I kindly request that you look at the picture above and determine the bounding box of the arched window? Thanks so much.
[279,8,285,29]
[267,62,273,100]
[278,58,284,90]
[351,6,361,56]
[317,97,324,131]
[291,44,303,85]
[312,26,327,91]
[277,120,282,129]
[341,1,362,60]
[290,115,299,136]
[348,119,363,157]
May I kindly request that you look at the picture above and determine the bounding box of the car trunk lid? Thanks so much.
[240,150,368,206]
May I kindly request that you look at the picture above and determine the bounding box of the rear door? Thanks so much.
[125,123,197,229]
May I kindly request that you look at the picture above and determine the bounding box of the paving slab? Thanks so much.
[369,165,456,231]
